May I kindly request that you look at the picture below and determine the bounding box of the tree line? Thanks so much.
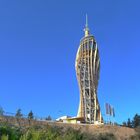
[0,107,52,122]
[122,113,140,128]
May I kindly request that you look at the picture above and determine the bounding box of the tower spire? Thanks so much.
[86,14,88,28]
[84,14,90,37]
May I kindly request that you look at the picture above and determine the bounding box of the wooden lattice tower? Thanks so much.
[75,16,103,124]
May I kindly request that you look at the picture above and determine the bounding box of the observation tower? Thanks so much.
[75,16,103,124]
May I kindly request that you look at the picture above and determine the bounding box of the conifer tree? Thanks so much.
[15,109,22,118]
[28,110,34,120]
[15,109,23,127]
[132,114,140,128]
[0,106,4,116]
[45,115,52,121]
[127,118,132,128]
[28,110,34,126]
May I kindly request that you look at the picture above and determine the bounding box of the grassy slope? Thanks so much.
[0,116,139,140]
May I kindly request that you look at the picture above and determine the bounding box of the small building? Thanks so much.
[56,116,85,124]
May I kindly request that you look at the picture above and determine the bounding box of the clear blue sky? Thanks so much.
[0,0,140,123]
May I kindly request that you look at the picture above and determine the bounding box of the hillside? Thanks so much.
[55,123,136,140]
[0,116,139,140]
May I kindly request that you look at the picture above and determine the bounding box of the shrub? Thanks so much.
[1,135,8,140]
[0,125,22,140]
[129,134,140,140]
[97,133,116,140]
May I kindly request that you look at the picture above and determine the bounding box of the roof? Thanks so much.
[65,116,85,121]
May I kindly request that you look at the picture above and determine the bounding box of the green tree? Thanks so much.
[45,115,52,121]
[28,111,34,119]
[15,109,23,127]
[127,118,132,128]
[0,106,4,116]
[122,121,127,127]
[132,114,140,128]
[15,109,22,118]
[28,111,34,126]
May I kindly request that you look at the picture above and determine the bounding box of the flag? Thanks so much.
[105,103,115,117]
[112,107,115,117]
[105,103,109,115]
[109,104,112,116]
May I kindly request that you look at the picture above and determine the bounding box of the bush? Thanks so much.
[129,134,140,140]
[97,133,116,140]
[0,125,22,140]
[19,126,93,140]
[1,135,8,140]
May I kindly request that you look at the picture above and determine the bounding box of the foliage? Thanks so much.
[127,118,132,128]
[0,125,22,140]
[1,135,8,140]
[129,127,140,140]
[129,133,140,140]
[45,115,52,121]
[62,128,85,140]
[28,111,34,120]
[15,109,23,127]
[97,133,116,140]
[27,110,34,126]
[15,109,23,118]
[132,114,140,128]
[122,121,127,127]
[122,114,140,128]
[0,106,4,116]
[0,124,118,140]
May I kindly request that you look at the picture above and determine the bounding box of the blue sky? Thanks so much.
[0,0,140,123]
